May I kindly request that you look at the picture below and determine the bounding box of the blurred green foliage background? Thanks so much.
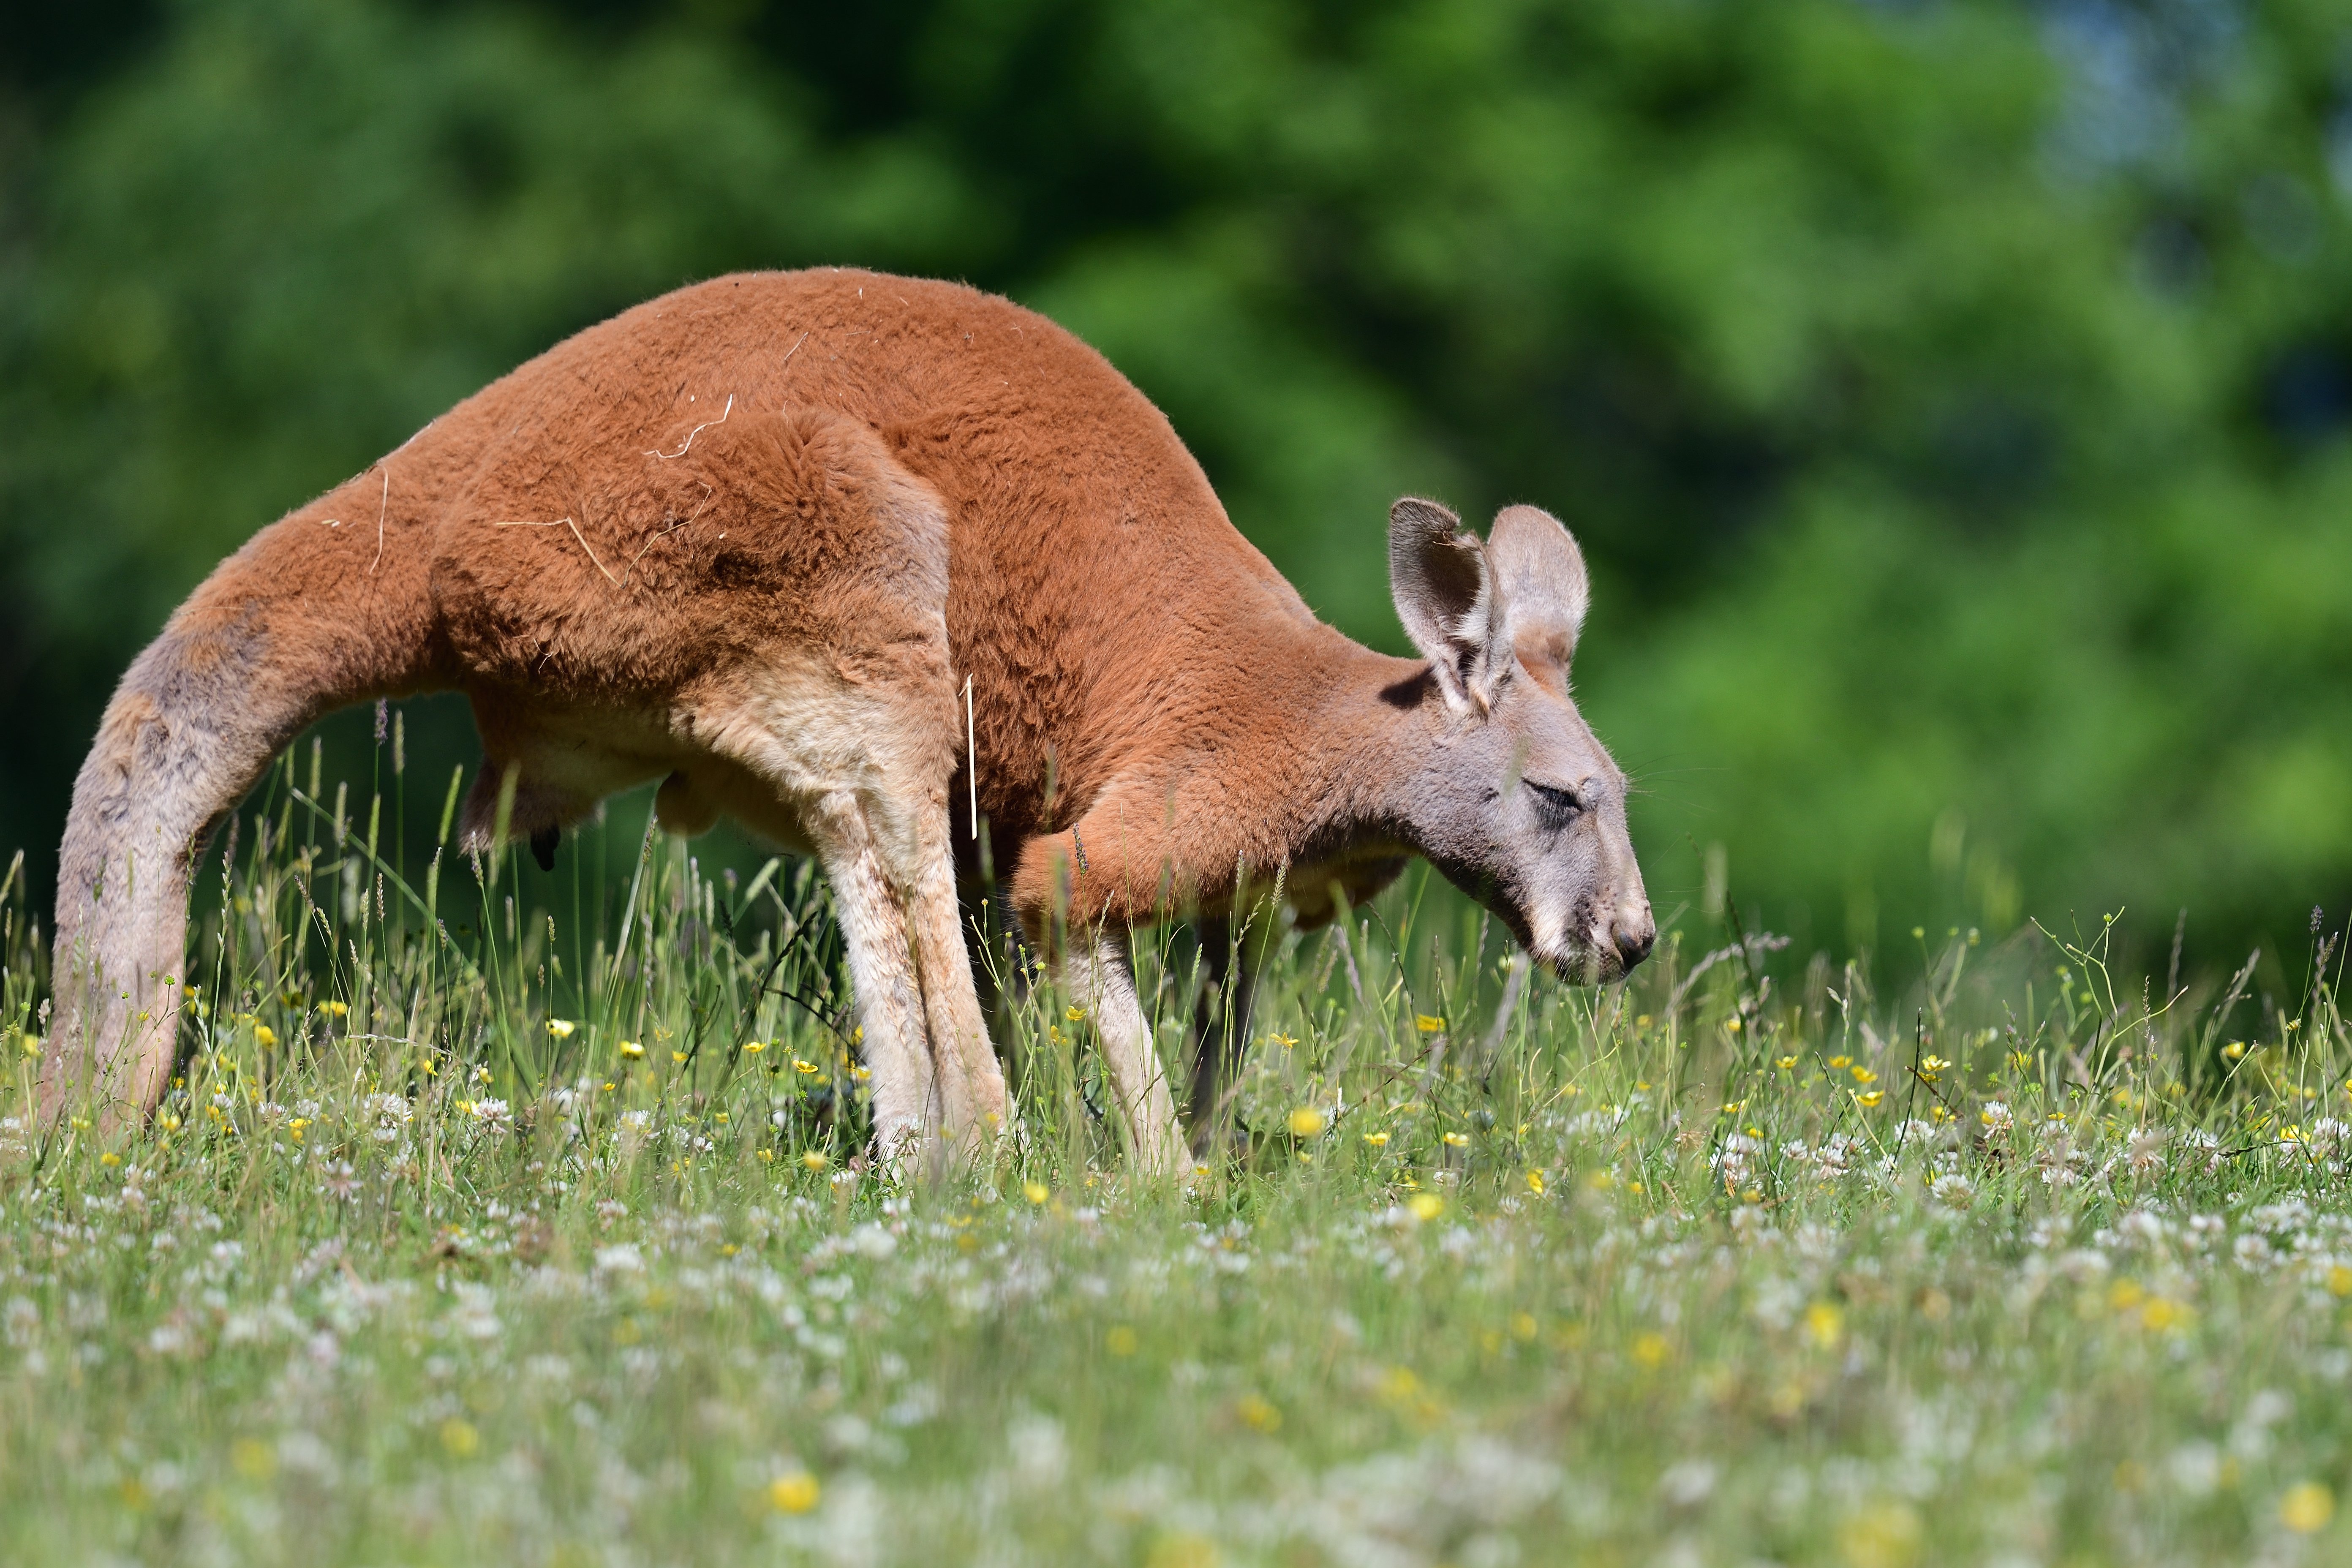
[3,0,2350,976]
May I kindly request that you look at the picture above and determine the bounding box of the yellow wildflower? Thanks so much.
[1839,1502,1922,1568]
[1407,1192,1444,1222]
[230,1437,275,1481]
[2282,1482,2334,1534]
[618,1040,644,1059]
[1414,1015,1445,1034]
[1362,1130,1390,1147]
[1805,1301,1843,1349]
[1024,1181,1051,1206]
[1236,1394,1281,1433]
[767,1472,821,1514]
[1288,1106,1326,1138]
[800,1150,828,1172]
[1146,1533,1218,1568]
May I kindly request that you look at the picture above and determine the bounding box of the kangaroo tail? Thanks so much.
[43,478,438,1126]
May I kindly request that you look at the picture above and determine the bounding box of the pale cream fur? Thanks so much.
[1064,935,1187,1177]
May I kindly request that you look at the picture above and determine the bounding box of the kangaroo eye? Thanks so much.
[1526,781,1583,828]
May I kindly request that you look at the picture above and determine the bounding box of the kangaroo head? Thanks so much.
[1388,497,1656,984]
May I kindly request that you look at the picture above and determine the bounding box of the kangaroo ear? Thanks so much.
[1486,504,1588,693]
[1390,496,1506,714]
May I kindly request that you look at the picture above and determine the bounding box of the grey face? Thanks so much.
[1389,498,1656,984]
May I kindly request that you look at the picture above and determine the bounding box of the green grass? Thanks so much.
[6,749,2352,1565]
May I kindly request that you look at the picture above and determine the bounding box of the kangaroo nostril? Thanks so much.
[1615,920,1655,970]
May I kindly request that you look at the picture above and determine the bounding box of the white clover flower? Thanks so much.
[277,1432,337,1482]
[1007,1412,1068,1488]
[2169,1441,2224,1497]
[594,1243,645,1276]
[1979,1100,2013,1132]
[2,1298,36,1347]
[2249,1198,2314,1236]
[1658,1459,1718,1508]
[1814,1134,1865,1176]
[2056,1248,2111,1285]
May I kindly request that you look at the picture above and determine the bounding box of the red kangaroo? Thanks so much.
[44,268,1654,1172]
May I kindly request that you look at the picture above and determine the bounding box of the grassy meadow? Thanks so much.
[6,743,2352,1566]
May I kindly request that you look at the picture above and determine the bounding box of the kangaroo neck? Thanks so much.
[1222,624,1443,876]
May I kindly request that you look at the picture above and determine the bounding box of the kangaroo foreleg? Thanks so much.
[1062,932,1186,1178]
[1184,914,1270,1156]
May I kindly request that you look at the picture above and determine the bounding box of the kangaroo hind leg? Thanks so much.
[675,405,1007,1169]
[802,790,941,1172]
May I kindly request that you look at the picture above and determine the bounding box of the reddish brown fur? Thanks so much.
[45,268,1651,1168]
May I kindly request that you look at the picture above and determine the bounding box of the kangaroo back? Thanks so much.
[44,471,438,1123]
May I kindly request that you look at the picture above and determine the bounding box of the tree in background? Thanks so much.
[3,0,2350,975]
